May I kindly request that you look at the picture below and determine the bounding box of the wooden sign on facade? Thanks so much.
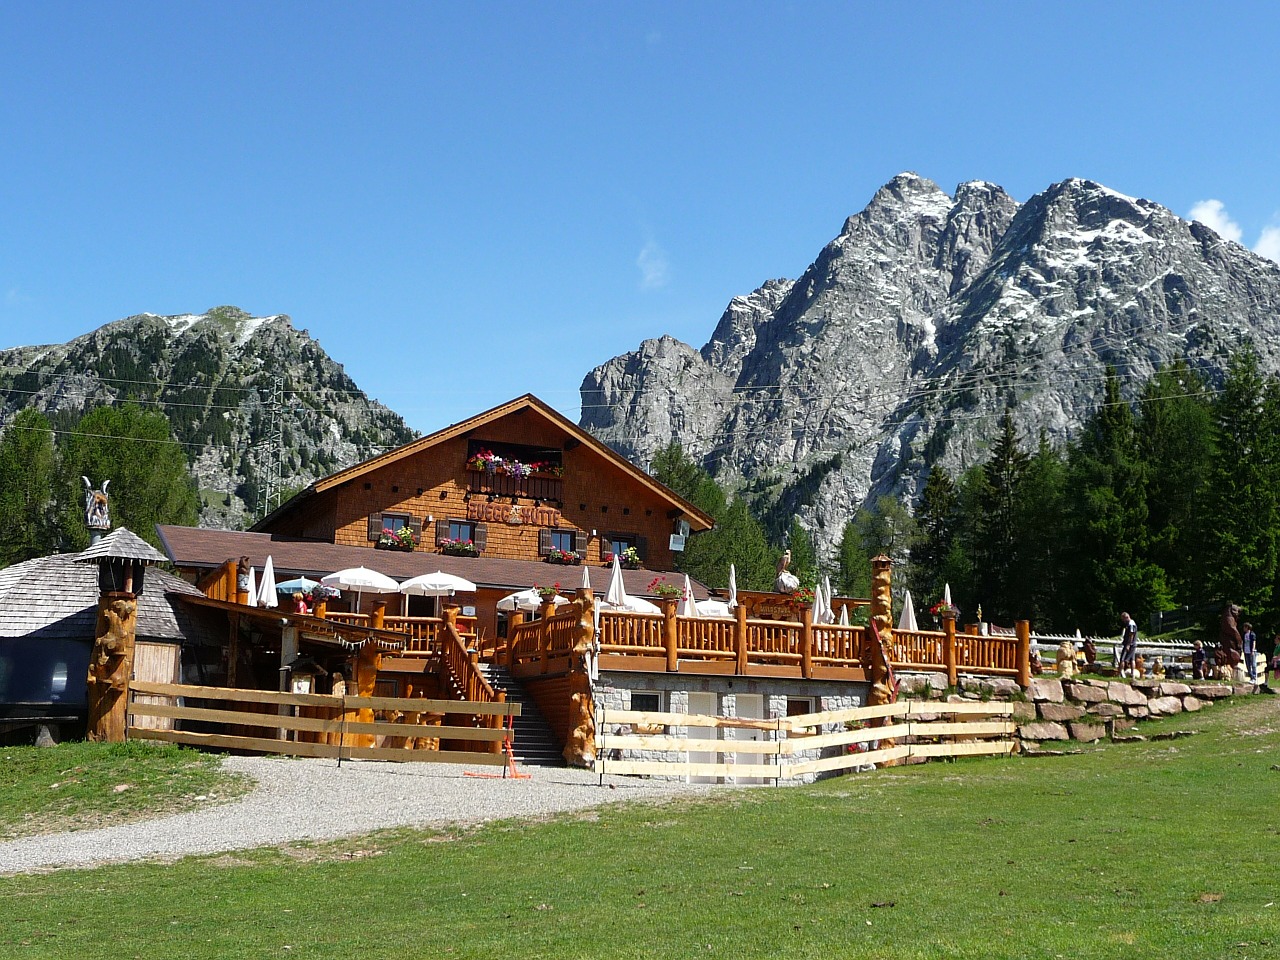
[467,501,562,527]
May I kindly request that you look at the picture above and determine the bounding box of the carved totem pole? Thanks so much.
[562,588,597,767]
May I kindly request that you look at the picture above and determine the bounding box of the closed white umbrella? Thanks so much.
[581,564,592,592]
[323,565,401,613]
[245,565,258,608]
[728,563,738,609]
[811,581,825,625]
[943,583,952,606]
[399,571,477,596]
[823,575,836,624]
[256,555,278,609]
[681,574,698,618]
[898,590,919,632]
[838,603,850,626]
[605,553,629,608]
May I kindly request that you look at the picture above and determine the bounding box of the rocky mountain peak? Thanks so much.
[581,173,1280,555]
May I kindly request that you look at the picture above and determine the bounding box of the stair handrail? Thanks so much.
[439,606,506,751]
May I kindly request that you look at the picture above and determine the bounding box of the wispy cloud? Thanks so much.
[1188,199,1243,243]
[1256,224,1280,264]
[1188,199,1280,264]
[637,240,670,289]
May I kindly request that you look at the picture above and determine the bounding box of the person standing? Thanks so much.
[1242,622,1258,682]
[1119,612,1138,678]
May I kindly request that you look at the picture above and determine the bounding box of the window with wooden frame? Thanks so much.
[366,511,422,544]
[607,532,647,561]
[539,527,587,558]
[435,517,488,550]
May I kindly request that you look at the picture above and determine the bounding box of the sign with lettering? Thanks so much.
[467,501,562,527]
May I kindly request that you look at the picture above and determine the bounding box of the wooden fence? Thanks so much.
[126,680,521,765]
[594,700,1015,781]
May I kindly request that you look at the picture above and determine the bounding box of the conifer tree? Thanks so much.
[908,466,956,607]
[56,404,200,549]
[973,411,1029,621]
[1202,349,1280,619]
[0,409,58,565]
[1064,369,1170,632]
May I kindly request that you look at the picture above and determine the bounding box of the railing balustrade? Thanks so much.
[510,601,1030,685]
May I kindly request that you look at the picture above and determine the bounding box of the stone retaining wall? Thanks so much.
[897,671,1257,747]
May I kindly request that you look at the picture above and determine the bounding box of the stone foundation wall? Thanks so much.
[896,671,1253,748]
[594,672,869,781]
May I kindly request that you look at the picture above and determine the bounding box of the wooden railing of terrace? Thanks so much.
[324,613,478,649]
[512,601,1031,685]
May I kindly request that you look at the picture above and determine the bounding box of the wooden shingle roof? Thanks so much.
[0,553,222,644]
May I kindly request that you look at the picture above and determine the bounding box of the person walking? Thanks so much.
[1242,622,1258,682]
[1119,611,1138,679]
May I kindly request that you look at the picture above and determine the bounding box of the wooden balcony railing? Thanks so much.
[324,613,477,654]
[508,600,1030,685]
[466,468,563,502]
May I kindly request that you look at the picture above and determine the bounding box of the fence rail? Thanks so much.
[594,700,1015,781]
[125,680,519,765]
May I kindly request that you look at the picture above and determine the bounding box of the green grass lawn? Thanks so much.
[0,741,249,841]
[2,698,1278,959]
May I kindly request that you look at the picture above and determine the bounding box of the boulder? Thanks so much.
[1027,678,1065,703]
[1112,718,1137,733]
[1157,682,1191,697]
[1083,678,1113,688]
[1038,702,1085,722]
[1107,682,1148,705]
[1233,683,1259,696]
[1146,695,1183,716]
[1063,682,1106,703]
[898,675,930,696]
[1182,695,1204,712]
[1011,700,1038,722]
[1132,678,1161,691]
[1127,704,1150,719]
[1018,721,1069,741]
[923,673,949,693]
[1088,702,1125,718]
[1189,684,1234,698]
[1069,722,1107,742]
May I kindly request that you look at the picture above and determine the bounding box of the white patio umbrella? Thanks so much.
[599,554,661,613]
[943,583,953,606]
[581,564,592,592]
[810,580,826,625]
[823,575,837,624]
[605,553,629,608]
[681,574,698,618]
[695,598,733,618]
[322,565,401,613]
[256,555,279,609]
[728,563,738,609]
[838,603,850,626]
[497,588,568,612]
[245,565,258,608]
[399,571,477,596]
[275,576,320,595]
[898,589,919,632]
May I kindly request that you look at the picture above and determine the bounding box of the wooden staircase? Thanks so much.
[477,663,564,765]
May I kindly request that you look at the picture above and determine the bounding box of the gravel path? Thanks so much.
[0,757,712,875]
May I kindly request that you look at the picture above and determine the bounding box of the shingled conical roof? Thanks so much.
[74,528,168,565]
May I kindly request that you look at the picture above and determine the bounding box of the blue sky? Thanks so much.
[1,2,1277,432]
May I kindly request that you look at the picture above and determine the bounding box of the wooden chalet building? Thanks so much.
[158,394,1028,770]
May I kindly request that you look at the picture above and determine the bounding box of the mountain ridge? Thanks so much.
[580,173,1280,553]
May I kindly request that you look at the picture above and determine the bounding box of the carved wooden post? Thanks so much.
[539,601,553,673]
[661,597,679,672]
[800,604,813,679]
[1015,620,1032,688]
[562,591,597,767]
[314,599,327,619]
[350,638,382,748]
[941,610,958,687]
[507,610,524,667]
[371,600,387,631]
[86,593,138,742]
[735,601,749,674]
[867,555,897,710]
